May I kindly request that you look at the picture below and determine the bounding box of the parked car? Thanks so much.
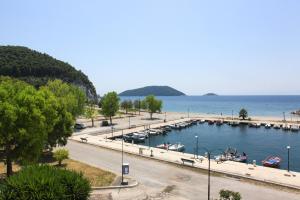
[74,123,86,130]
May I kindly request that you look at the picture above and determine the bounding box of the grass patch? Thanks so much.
[0,159,116,187]
[62,159,116,187]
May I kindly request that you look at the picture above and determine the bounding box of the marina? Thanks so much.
[125,119,300,172]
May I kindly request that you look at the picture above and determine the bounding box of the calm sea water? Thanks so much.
[142,124,300,172]
[121,95,300,118]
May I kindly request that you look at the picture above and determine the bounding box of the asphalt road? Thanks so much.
[66,140,300,200]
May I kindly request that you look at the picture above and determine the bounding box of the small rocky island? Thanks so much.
[204,93,218,96]
[119,86,185,96]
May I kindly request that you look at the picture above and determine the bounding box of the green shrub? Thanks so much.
[102,120,109,127]
[219,189,242,200]
[53,149,69,166]
[0,165,91,200]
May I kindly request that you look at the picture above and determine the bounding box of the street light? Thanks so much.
[128,116,131,129]
[287,146,290,172]
[195,136,199,159]
[121,130,125,184]
[201,147,223,200]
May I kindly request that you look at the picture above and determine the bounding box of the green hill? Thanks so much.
[0,46,96,99]
[119,86,185,96]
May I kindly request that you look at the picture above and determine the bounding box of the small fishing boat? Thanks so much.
[156,143,171,150]
[262,156,282,168]
[229,121,239,127]
[291,125,299,132]
[282,124,290,131]
[132,133,146,143]
[168,143,185,152]
[208,120,215,125]
[199,119,206,124]
[273,124,281,129]
[216,120,223,126]
[265,124,272,129]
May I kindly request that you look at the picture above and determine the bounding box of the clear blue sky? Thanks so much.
[1,0,300,95]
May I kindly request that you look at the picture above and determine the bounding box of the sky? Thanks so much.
[1,0,300,95]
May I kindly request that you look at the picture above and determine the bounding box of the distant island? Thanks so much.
[204,93,218,96]
[119,86,185,96]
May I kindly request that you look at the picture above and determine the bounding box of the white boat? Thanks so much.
[273,124,281,129]
[265,124,271,129]
[168,143,185,152]
[291,125,299,132]
[282,124,290,131]
[199,119,206,124]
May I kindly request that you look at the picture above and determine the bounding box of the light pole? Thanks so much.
[188,108,190,118]
[287,146,290,172]
[121,130,125,184]
[128,116,131,129]
[195,136,199,159]
[164,112,167,122]
[111,125,114,137]
[201,147,223,200]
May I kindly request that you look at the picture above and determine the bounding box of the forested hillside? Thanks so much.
[0,46,96,99]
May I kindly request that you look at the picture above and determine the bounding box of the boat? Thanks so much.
[208,120,215,125]
[265,124,272,129]
[229,121,239,127]
[156,143,171,150]
[291,125,299,132]
[168,143,185,152]
[233,153,248,163]
[262,156,282,168]
[273,124,281,129]
[199,119,206,124]
[216,120,223,126]
[215,147,247,163]
[132,133,146,143]
[282,124,290,131]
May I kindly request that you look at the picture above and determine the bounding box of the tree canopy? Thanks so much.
[0,45,97,99]
[101,92,120,125]
[120,100,133,114]
[144,95,163,119]
[239,108,248,120]
[0,77,85,177]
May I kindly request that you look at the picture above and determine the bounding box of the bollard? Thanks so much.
[150,149,153,157]
[253,160,256,167]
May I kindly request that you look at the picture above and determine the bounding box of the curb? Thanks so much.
[71,139,300,191]
[91,180,139,191]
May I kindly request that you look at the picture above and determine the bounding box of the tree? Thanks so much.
[41,80,86,148]
[144,95,163,119]
[85,101,97,127]
[219,189,242,200]
[134,99,141,115]
[140,100,147,110]
[0,77,59,177]
[101,92,120,125]
[53,149,69,166]
[121,100,133,114]
[239,108,248,120]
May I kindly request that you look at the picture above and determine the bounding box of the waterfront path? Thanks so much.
[71,117,300,191]
[66,140,300,200]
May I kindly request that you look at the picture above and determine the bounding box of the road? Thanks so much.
[66,140,300,200]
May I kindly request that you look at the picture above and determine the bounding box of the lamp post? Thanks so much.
[111,125,114,137]
[121,130,125,184]
[201,147,223,200]
[195,136,199,159]
[164,112,167,122]
[128,116,131,129]
[188,108,190,118]
[287,146,290,172]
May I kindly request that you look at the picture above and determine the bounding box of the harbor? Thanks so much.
[72,111,300,190]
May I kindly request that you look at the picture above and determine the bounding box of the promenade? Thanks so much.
[71,116,300,190]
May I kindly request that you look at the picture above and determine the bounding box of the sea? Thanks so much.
[121,96,300,171]
[121,95,300,118]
